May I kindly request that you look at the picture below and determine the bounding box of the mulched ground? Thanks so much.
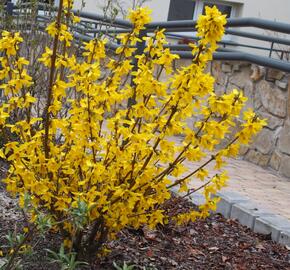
[96,197,290,270]
[1,185,290,269]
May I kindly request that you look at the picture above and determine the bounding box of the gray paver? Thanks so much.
[254,215,290,241]
[230,202,273,229]
[213,191,249,218]
[278,230,290,246]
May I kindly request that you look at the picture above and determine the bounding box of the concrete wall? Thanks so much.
[72,0,169,21]
[72,0,290,24]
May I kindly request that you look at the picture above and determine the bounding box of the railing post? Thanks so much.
[265,41,275,81]
[6,0,14,16]
[269,41,274,58]
[127,29,147,108]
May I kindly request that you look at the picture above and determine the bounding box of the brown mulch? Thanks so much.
[96,197,290,270]
[1,187,290,269]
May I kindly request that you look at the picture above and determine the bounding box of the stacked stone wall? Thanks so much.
[211,61,290,178]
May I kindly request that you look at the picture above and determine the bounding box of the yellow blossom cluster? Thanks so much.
[0,4,266,257]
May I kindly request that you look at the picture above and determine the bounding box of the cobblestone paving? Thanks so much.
[221,157,290,220]
[170,136,290,220]
[184,154,290,220]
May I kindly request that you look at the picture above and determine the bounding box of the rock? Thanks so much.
[278,121,290,155]
[275,80,288,90]
[254,90,262,110]
[226,83,238,94]
[245,149,270,167]
[279,155,290,178]
[222,63,232,73]
[257,110,284,130]
[267,68,284,81]
[214,83,225,96]
[253,128,274,155]
[242,81,254,112]
[211,61,221,75]
[212,62,228,85]
[175,59,192,70]
[288,77,290,118]
[243,80,254,98]
[239,145,249,156]
[250,65,265,82]
[269,151,282,171]
[233,64,240,72]
[229,66,251,88]
[256,80,287,118]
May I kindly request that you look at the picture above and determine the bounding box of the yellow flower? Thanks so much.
[128,7,152,30]
[0,5,266,251]
[197,6,227,44]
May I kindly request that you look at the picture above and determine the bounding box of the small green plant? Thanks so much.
[45,244,89,270]
[113,261,136,270]
[1,230,32,270]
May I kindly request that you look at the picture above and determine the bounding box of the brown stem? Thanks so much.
[153,112,213,182]
[43,0,64,159]
[167,136,239,190]
[167,156,215,189]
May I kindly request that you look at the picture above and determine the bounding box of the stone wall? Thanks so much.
[210,61,290,178]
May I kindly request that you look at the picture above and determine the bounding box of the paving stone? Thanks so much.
[213,191,249,218]
[230,202,273,229]
[172,134,290,226]
[278,230,290,247]
[254,215,290,241]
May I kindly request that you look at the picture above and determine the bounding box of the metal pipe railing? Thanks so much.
[174,51,290,73]
[225,29,290,46]
[165,33,289,54]
[4,2,290,72]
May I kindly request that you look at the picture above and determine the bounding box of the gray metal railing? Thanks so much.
[4,2,290,72]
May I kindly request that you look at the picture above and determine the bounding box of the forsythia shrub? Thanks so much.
[0,0,266,260]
